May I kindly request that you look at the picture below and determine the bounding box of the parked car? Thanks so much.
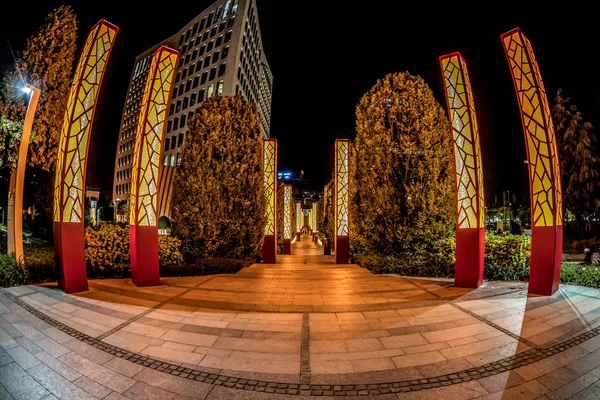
[584,243,600,264]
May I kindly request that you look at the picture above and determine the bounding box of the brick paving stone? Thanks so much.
[27,364,95,400]
[6,346,41,370]
[0,363,49,400]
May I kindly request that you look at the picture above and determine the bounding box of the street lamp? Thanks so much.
[115,197,120,222]
[7,83,40,263]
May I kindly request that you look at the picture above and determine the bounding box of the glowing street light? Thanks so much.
[7,83,40,263]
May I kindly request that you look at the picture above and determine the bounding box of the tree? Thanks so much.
[0,6,77,171]
[552,89,599,236]
[350,72,454,263]
[171,95,265,260]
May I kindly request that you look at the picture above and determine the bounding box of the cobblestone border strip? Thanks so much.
[300,313,311,384]
[4,288,600,397]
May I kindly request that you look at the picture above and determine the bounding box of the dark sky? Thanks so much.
[1,2,599,206]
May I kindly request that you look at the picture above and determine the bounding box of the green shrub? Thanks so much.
[561,263,600,288]
[24,246,56,283]
[85,223,130,277]
[484,234,530,281]
[0,253,25,287]
[159,236,184,266]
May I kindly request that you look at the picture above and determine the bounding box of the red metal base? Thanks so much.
[335,235,349,264]
[455,227,485,288]
[529,225,563,296]
[130,225,160,287]
[263,235,276,263]
[283,239,291,255]
[296,232,301,241]
[54,221,88,294]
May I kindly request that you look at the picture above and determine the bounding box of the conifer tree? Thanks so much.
[351,72,454,263]
[171,95,265,260]
[552,89,599,236]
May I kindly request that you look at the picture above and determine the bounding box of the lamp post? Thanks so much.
[7,84,40,263]
[115,198,120,222]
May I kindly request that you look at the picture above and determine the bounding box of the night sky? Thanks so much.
[1,2,599,206]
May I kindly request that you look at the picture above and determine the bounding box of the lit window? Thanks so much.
[207,84,214,98]
[232,0,238,14]
[177,154,182,166]
[163,156,168,166]
[170,154,176,166]
[217,81,224,95]
[223,0,231,18]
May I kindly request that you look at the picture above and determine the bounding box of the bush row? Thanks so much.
[1,223,250,287]
[355,234,533,282]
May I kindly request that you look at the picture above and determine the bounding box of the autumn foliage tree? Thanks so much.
[552,89,599,237]
[0,5,77,170]
[171,95,265,260]
[350,72,454,266]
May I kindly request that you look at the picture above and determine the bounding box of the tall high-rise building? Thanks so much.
[113,0,272,219]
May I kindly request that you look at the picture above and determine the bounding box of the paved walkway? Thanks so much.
[2,236,600,398]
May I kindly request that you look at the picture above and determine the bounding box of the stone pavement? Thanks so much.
[2,236,600,398]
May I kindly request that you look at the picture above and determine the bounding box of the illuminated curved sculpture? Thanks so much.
[129,46,179,287]
[53,20,118,293]
[263,139,277,263]
[335,139,350,264]
[502,28,563,295]
[440,52,485,288]
[296,202,302,241]
[283,184,292,254]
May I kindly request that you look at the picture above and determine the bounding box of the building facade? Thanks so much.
[113,0,272,220]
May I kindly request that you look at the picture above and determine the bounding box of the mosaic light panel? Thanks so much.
[335,139,350,236]
[263,139,277,235]
[440,53,485,229]
[130,47,179,226]
[54,20,118,223]
[283,185,292,239]
[502,28,562,227]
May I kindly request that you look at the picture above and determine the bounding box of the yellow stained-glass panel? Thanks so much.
[263,139,277,235]
[296,202,302,233]
[54,20,118,223]
[283,185,292,239]
[502,29,562,227]
[335,139,349,236]
[130,46,179,226]
[440,53,485,229]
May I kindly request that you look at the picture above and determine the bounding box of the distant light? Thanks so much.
[22,86,33,95]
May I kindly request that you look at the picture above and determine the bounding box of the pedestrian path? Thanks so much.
[1,236,600,398]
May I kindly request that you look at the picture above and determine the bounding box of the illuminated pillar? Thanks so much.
[335,139,350,264]
[296,202,302,241]
[53,20,118,294]
[129,46,179,287]
[283,185,292,254]
[7,84,40,263]
[502,28,563,296]
[263,139,277,263]
[440,52,485,288]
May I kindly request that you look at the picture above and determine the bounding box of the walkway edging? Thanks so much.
[3,288,600,397]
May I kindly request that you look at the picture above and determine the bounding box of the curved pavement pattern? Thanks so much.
[2,237,600,399]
